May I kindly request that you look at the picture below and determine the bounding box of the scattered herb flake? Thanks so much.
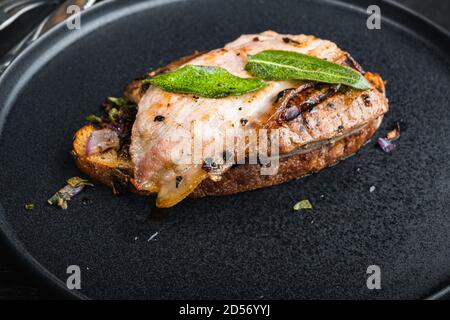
[25,204,34,211]
[107,97,128,107]
[293,199,313,211]
[48,192,69,210]
[67,177,93,188]
[48,177,93,210]
[86,114,103,124]
[108,108,119,122]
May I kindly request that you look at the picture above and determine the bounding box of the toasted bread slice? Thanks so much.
[73,33,388,203]
[73,117,382,198]
[72,124,133,192]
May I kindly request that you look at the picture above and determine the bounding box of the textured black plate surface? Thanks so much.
[0,0,449,299]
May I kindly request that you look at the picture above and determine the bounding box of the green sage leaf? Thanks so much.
[246,50,371,90]
[144,65,267,98]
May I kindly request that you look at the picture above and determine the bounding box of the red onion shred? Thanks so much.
[86,129,120,156]
[377,137,396,153]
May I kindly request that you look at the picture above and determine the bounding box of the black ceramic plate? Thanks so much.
[0,0,449,300]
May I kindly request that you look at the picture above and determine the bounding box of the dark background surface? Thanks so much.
[0,0,449,300]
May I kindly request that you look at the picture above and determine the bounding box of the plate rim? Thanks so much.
[0,0,449,300]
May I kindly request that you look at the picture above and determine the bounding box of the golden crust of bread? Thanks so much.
[72,118,382,198]
[72,124,133,192]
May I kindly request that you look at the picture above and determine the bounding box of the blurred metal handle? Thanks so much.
[0,0,96,76]
[0,0,58,31]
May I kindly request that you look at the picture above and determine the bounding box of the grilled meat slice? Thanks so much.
[127,31,388,207]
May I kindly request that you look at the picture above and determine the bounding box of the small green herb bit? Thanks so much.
[48,192,68,210]
[108,108,119,122]
[246,50,371,90]
[293,199,313,211]
[25,203,34,211]
[86,114,102,123]
[66,177,93,188]
[107,96,128,106]
[144,65,268,98]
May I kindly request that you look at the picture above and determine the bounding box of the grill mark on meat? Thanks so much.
[345,54,365,74]
[265,83,316,127]
[275,88,296,104]
[274,83,342,124]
